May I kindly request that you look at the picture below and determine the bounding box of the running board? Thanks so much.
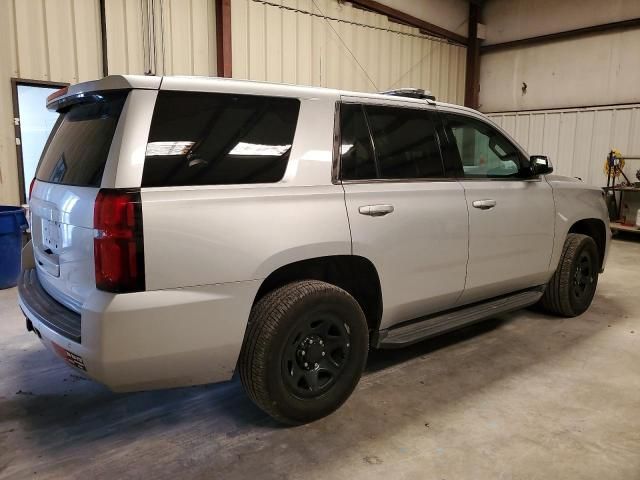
[376,287,545,349]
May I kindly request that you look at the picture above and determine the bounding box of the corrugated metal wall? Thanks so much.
[7,0,104,84]
[488,104,640,187]
[231,0,467,103]
[0,0,217,205]
[105,0,217,76]
[0,0,104,205]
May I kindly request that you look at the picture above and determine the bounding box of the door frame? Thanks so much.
[10,78,68,204]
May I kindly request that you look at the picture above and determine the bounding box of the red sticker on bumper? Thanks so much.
[51,342,87,371]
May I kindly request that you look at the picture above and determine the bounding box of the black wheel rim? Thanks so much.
[572,251,595,300]
[281,312,351,399]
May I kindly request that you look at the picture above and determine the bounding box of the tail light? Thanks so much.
[28,178,35,199]
[93,189,145,293]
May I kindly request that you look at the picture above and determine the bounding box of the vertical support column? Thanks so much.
[99,0,109,77]
[216,0,232,77]
[464,3,480,109]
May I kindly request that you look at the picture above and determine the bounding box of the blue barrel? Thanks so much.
[0,206,28,289]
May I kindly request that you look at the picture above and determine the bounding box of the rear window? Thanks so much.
[36,91,128,187]
[142,91,300,187]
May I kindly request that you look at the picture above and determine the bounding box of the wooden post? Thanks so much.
[216,0,232,77]
[464,3,481,109]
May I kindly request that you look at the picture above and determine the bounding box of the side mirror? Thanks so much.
[529,155,553,176]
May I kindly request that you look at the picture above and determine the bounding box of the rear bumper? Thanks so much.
[18,267,260,392]
[18,269,82,342]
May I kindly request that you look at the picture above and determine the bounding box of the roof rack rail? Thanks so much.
[380,88,436,101]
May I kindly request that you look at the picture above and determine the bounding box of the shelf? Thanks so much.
[610,222,640,233]
[603,186,640,192]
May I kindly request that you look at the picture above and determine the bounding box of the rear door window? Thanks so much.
[340,104,377,180]
[36,91,128,187]
[142,91,300,187]
[365,105,445,179]
[338,103,445,180]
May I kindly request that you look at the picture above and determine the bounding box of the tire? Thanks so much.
[539,233,600,317]
[238,280,369,425]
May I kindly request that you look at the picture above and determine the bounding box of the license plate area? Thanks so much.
[42,219,62,251]
[36,218,62,277]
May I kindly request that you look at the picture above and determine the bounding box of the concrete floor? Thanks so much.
[1,239,639,480]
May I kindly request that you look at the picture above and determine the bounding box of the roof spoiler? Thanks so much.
[46,75,162,111]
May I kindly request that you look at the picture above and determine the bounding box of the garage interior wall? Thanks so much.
[489,105,640,187]
[381,0,468,38]
[480,0,640,187]
[0,0,103,206]
[231,0,467,103]
[0,0,217,206]
[105,0,217,76]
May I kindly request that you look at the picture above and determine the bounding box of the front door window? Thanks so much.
[443,113,524,178]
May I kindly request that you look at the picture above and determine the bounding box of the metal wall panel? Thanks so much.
[0,0,104,205]
[489,105,640,187]
[105,0,217,76]
[159,0,217,75]
[8,0,103,84]
[104,0,146,74]
[231,0,466,103]
[480,27,640,112]
[0,0,217,204]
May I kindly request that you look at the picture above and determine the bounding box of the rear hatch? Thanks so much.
[30,90,129,311]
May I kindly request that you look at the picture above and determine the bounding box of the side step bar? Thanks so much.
[376,286,545,349]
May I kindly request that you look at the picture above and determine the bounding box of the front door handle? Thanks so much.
[359,204,395,217]
[472,199,497,210]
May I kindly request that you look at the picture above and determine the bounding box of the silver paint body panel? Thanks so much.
[22,75,611,391]
[456,178,555,304]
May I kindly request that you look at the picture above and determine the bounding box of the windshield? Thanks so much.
[36,90,129,187]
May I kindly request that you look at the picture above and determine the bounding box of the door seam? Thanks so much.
[453,180,470,306]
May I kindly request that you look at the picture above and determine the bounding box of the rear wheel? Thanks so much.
[238,280,369,424]
[539,233,599,317]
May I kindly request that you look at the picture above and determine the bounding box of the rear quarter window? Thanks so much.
[142,91,300,187]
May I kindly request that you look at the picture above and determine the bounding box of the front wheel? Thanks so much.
[238,280,369,424]
[539,233,600,317]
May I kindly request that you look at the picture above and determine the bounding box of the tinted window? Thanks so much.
[443,113,524,178]
[36,91,128,187]
[142,92,300,187]
[340,104,376,180]
[365,105,444,179]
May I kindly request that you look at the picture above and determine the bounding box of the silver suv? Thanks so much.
[18,76,611,424]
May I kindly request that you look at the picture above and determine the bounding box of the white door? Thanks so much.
[440,111,555,305]
[339,101,469,329]
[14,82,62,203]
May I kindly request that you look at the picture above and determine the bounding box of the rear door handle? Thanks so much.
[359,204,394,217]
[472,199,497,210]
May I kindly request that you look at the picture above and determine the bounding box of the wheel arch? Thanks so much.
[253,255,384,335]
[568,218,607,268]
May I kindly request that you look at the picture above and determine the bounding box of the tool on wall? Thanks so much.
[603,149,640,230]
[604,149,628,185]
